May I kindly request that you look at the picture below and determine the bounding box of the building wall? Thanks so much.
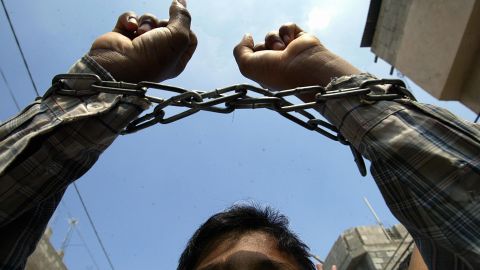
[371,0,412,64]
[323,224,413,270]
[25,228,68,270]
[394,0,478,99]
[459,6,480,112]
[369,0,480,113]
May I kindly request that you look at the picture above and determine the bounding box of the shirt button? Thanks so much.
[87,103,101,110]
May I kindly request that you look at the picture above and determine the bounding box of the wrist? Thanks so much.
[88,50,125,81]
[296,53,361,102]
[321,73,406,148]
[62,55,116,91]
[317,52,362,87]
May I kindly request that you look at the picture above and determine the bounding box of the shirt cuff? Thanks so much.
[0,56,150,173]
[46,55,150,124]
[65,54,115,88]
[321,74,407,150]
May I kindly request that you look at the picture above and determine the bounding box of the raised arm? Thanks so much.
[233,23,480,270]
[0,1,196,268]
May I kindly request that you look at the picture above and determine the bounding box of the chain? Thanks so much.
[47,74,415,177]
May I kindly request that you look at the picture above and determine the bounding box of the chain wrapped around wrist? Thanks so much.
[45,73,415,177]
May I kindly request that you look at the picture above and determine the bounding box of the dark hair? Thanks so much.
[177,204,315,270]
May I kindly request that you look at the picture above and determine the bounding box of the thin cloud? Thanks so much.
[307,7,335,33]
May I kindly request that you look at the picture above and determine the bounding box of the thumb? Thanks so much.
[233,33,255,76]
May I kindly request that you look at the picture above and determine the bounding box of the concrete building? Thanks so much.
[25,227,68,270]
[361,0,480,113]
[323,224,414,270]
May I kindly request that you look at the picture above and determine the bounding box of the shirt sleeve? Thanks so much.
[0,55,149,268]
[321,74,480,269]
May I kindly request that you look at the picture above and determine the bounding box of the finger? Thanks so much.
[332,266,337,270]
[186,30,198,57]
[168,0,192,38]
[176,30,198,74]
[316,264,323,270]
[113,12,138,38]
[265,31,286,51]
[138,13,159,35]
[233,34,255,77]
[157,19,169,28]
[279,23,305,45]
[253,42,266,52]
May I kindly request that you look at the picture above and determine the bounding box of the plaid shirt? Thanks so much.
[0,58,479,269]
[0,56,149,269]
[321,74,480,270]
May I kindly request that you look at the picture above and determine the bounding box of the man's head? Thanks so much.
[178,205,315,270]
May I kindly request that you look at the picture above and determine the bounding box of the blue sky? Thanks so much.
[0,0,476,269]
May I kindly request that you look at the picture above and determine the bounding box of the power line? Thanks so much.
[0,66,20,111]
[1,2,114,268]
[1,0,40,96]
[73,183,116,270]
[74,224,102,270]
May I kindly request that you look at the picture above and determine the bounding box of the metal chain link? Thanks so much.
[47,74,415,176]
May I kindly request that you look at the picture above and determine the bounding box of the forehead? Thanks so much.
[195,231,300,270]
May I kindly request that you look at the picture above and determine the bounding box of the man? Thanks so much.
[1,0,479,269]
[177,205,318,270]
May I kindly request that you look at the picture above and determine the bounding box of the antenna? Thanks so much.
[59,218,79,257]
[363,197,391,241]
[309,253,325,264]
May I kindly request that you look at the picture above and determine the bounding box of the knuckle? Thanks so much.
[233,45,245,58]
[190,31,198,42]
[158,19,169,27]
[119,11,136,23]
[173,5,192,21]
[140,14,153,21]
[253,43,263,51]
[279,22,296,33]
[142,13,156,19]
[233,44,242,55]
[170,28,191,48]
[173,30,190,43]
[139,13,157,24]
[121,11,136,18]
[265,31,277,39]
[237,61,252,77]
[282,22,296,28]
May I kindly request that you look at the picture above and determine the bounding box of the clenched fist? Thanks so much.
[233,23,360,101]
[89,0,197,83]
